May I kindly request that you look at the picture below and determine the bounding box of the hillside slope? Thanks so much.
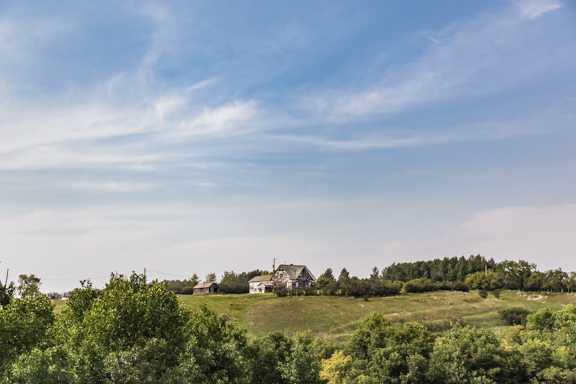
[175,290,576,342]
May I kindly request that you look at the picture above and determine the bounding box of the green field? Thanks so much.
[53,290,576,343]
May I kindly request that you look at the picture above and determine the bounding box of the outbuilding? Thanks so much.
[248,275,273,294]
[193,282,219,294]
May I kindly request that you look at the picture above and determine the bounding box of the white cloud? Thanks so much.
[518,0,563,20]
[271,103,576,149]
[178,100,259,136]
[70,181,156,192]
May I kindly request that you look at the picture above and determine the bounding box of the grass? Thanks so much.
[53,290,576,344]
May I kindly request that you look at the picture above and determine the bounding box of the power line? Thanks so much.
[146,269,190,279]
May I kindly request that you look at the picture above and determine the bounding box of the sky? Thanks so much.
[1,0,575,292]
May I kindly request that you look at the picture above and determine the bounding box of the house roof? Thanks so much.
[193,282,218,289]
[249,275,273,283]
[275,264,316,281]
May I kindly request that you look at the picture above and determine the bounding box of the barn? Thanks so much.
[193,282,219,294]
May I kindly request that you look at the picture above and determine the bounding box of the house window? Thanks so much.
[295,281,299,288]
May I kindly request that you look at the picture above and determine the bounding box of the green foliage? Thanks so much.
[428,325,521,383]
[404,278,469,294]
[526,307,555,330]
[279,332,327,384]
[0,293,55,376]
[382,255,495,283]
[319,268,336,281]
[250,331,292,384]
[497,260,536,290]
[204,272,217,283]
[498,307,531,326]
[274,284,289,297]
[16,274,42,297]
[0,281,15,307]
[478,290,489,298]
[337,269,350,284]
[175,303,251,383]
[316,276,335,290]
[465,270,504,291]
[164,273,200,294]
[7,268,576,383]
[219,269,266,294]
[344,313,434,383]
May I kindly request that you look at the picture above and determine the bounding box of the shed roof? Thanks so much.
[249,275,273,283]
[193,282,218,289]
[275,264,316,281]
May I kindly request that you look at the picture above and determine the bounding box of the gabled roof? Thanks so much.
[193,282,218,289]
[275,264,316,281]
[249,275,273,283]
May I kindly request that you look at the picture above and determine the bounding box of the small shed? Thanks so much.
[193,282,219,295]
[249,275,273,294]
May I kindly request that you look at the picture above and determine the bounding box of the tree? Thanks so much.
[0,291,55,376]
[369,267,379,280]
[319,268,335,280]
[279,332,326,384]
[428,325,520,383]
[205,272,217,283]
[498,260,536,290]
[17,274,42,297]
[464,270,503,290]
[0,282,15,307]
[338,268,350,283]
[189,273,200,287]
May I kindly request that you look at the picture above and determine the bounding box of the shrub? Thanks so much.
[452,281,470,292]
[491,290,501,299]
[303,286,317,296]
[274,284,288,297]
[499,307,531,326]
[181,286,195,295]
[478,290,489,298]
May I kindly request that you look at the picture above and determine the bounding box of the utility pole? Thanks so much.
[485,265,487,277]
[144,268,146,279]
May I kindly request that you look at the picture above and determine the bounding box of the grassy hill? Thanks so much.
[53,290,576,344]
[176,290,576,343]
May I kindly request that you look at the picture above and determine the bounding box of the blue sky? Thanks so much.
[1,0,575,292]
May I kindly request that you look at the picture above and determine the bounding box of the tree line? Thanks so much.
[164,256,576,298]
[2,272,576,383]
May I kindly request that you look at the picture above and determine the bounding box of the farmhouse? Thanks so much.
[248,275,273,294]
[272,264,316,289]
[193,282,219,295]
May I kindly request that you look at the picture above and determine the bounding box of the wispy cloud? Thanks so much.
[305,1,567,119]
[518,0,563,20]
[70,181,156,192]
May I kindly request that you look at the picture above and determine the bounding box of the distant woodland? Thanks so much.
[164,255,576,296]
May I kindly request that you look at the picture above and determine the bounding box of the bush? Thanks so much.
[219,283,249,294]
[274,284,288,297]
[478,290,489,298]
[452,281,470,292]
[499,307,531,326]
[303,286,317,296]
[404,278,435,293]
[491,290,501,299]
[181,286,195,295]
